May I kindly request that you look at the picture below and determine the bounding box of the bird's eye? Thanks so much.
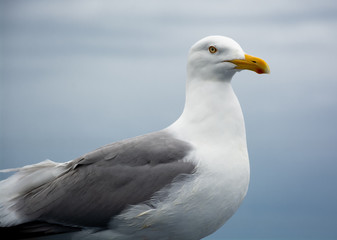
[208,46,217,54]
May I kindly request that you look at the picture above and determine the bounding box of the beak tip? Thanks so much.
[257,63,270,74]
[258,68,270,74]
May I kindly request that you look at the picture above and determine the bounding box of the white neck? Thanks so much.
[168,76,247,150]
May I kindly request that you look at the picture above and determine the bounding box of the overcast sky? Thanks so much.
[1,0,337,239]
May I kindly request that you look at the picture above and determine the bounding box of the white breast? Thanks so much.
[151,138,250,239]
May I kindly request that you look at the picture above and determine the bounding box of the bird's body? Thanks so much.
[0,36,269,239]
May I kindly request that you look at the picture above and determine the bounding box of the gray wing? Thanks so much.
[14,131,195,228]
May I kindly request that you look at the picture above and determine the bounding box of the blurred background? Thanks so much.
[1,0,337,239]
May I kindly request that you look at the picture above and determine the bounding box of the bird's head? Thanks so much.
[187,36,270,81]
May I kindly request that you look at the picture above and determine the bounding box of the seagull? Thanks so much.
[0,36,270,240]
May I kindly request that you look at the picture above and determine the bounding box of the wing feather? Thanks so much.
[13,131,195,228]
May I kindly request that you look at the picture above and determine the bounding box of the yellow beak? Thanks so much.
[226,54,270,74]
